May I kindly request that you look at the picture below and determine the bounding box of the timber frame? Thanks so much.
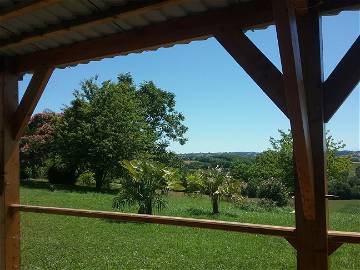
[0,0,359,269]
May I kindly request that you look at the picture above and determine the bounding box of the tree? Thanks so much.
[54,74,187,189]
[230,129,353,198]
[187,167,244,214]
[20,111,61,179]
[112,160,173,214]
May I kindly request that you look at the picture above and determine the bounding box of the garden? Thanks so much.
[19,73,360,269]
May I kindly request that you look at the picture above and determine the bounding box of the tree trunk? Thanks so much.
[138,200,152,215]
[211,194,220,214]
[95,170,105,191]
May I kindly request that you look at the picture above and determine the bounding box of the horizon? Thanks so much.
[19,11,360,153]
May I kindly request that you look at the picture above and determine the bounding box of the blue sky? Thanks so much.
[19,11,359,153]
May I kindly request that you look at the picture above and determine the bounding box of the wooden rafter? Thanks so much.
[0,0,180,50]
[323,36,360,122]
[13,67,54,141]
[14,0,273,73]
[0,0,60,22]
[215,29,288,117]
[273,0,316,221]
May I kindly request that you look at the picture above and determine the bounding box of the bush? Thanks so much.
[257,178,289,207]
[329,176,360,199]
[47,163,76,185]
[77,171,96,186]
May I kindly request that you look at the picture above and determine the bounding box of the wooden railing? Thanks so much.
[10,204,360,248]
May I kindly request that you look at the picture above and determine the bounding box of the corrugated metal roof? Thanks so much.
[0,0,248,58]
[0,0,358,68]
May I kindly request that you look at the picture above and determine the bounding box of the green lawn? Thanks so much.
[20,187,360,269]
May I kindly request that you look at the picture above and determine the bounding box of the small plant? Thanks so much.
[187,166,244,214]
[113,160,175,215]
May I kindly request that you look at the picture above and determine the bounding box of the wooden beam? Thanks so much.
[13,67,54,141]
[10,204,297,238]
[0,0,60,22]
[273,0,316,221]
[273,0,328,268]
[14,0,274,73]
[0,0,180,50]
[318,0,360,14]
[323,36,360,122]
[215,29,288,117]
[0,63,20,270]
[10,204,360,244]
[328,230,360,244]
[327,242,342,255]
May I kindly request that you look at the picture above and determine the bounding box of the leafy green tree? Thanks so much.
[230,129,353,198]
[112,160,174,214]
[187,167,244,214]
[54,74,187,189]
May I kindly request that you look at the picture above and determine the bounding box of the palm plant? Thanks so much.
[113,160,175,215]
[187,166,244,214]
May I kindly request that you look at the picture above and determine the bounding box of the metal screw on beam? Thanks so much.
[325,194,339,199]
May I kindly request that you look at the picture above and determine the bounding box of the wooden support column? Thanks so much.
[273,0,328,269]
[0,62,20,269]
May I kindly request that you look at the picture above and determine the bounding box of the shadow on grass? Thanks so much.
[185,207,238,218]
[20,179,118,195]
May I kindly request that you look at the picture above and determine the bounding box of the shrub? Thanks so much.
[77,171,96,186]
[257,178,289,207]
[356,166,360,178]
[47,163,76,185]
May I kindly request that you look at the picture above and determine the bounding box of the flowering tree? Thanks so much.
[20,111,61,178]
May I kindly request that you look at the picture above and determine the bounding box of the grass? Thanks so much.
[20,187,360,269]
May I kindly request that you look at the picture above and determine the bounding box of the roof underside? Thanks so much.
[0,0,358,72]
[0,0,250,57]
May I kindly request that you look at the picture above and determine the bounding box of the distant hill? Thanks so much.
[179,152,258,170]
[179,150,360,169]
[337,150,360,157]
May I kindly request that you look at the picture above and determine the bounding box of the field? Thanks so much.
[20,186,360,270]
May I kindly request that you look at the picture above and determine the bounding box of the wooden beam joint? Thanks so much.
[13,67,54,141]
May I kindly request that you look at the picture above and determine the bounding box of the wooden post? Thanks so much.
[273,0,328,269]
[296,7,329,270]
[0,62,20,270]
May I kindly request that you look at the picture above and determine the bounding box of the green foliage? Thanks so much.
[113,160,174,214]
[54,74,187,190]
[356,166,360,178]
[187,167,244,214]
[257,178,289,207]
[77,171,96,186]
[329,176,360,199]
[47,162,76,185]
[230,129,355,199]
